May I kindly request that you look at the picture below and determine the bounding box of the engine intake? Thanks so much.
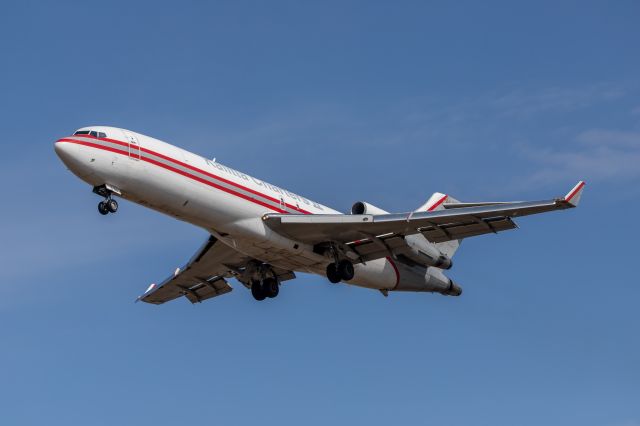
[351,201,389,215]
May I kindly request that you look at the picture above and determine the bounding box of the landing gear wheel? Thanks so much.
[107,199,118,213]
[263,278,279,298]
[98,201,109,215]
[338,260,354,281]
[251,280,266,301]
[326,263,341,283]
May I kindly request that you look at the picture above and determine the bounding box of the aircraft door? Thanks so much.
[122,130,141,160]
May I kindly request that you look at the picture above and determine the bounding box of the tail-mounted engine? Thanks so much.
[346,257,462,296]
[351,201,389,215]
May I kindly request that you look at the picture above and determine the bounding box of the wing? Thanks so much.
[263,181,585,248]
[138,235,249,305]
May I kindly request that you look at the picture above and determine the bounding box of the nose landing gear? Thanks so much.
[98,199,118,215]
[93,185,119,215]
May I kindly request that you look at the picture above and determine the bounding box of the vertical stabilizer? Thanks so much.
[416,192,462,258]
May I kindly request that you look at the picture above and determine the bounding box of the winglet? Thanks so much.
[564,181,586,207]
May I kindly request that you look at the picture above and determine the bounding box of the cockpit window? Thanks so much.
[73,130,108,138]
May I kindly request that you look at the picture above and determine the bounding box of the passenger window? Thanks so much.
[74,130,90,135]
[98,132,106,138]
[89,131,98,137]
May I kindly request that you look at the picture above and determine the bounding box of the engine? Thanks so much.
[351,201,389,215]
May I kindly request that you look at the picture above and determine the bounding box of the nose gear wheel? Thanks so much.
[93,185,119,215]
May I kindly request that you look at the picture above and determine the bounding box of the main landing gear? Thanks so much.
[251,277,280,301]
[326,259,354,283]
[93,185,118,215]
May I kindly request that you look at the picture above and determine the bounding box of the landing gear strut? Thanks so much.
[326,259,354,283]
[94,185,118,215]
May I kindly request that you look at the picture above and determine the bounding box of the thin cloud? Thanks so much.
[577,129,640,147]
[520,128,640,186]
[606,421,640,426]
[176,82,635,158]
[403,82,630,126]
[486,84,626,119]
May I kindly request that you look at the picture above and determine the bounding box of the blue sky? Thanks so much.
[1,1,639,425]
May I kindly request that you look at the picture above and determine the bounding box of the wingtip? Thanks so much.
[564,181,586,206]
[135,283,157,303]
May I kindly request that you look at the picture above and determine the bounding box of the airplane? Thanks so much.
[54,126,585,304]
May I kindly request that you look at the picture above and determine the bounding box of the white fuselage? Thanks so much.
[55,126,451,293]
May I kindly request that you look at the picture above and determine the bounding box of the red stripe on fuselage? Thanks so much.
[59,139,130,157]
[58,135,312,214]
[57,139,289,214]
[58,135,311,214]
[138,144,306,212]
[141,155,289,213]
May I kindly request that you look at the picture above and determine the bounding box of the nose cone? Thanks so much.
[54,140,74,162]
[54,140,94,179]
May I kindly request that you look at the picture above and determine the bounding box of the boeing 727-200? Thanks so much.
[54,126,585,304]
